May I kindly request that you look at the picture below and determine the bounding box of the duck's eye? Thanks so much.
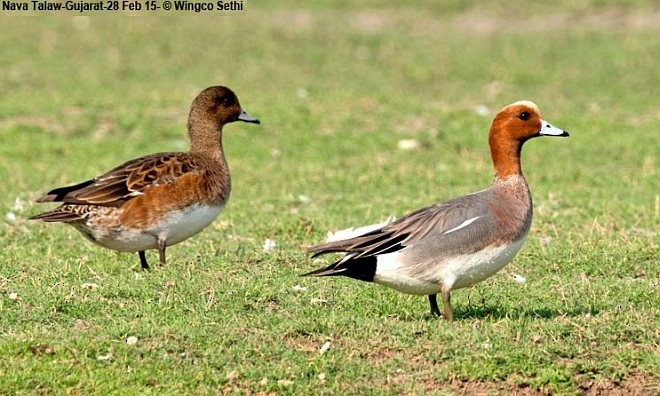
[214,95,232,106]
[518,111,531,121]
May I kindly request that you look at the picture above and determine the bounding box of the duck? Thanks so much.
[30,85,260,269]
[303,100,569,320]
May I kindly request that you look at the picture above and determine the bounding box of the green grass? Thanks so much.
[1,3,658,394]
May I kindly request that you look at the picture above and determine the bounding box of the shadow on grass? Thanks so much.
[455,304,601,321]
[405,304,601,322]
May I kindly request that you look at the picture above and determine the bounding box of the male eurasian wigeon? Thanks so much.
[303,100,569,320]
[30,86,260,269]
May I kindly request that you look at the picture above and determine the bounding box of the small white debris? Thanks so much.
[538,236,552,246]
[319,341,331,355]
[310,298,328,305]
[13,197,24,212]
[326,215,395,242]
[259,377,268,386]
[318,372,326,382]
[296,194,311,203]
[81,283,99,290]
[262,238,277,252]
[291,284,308,293]
[397,139,421,151]
[8,292,18,300]
[97,350,113,361]
[483,340,492,349]
[296,87,308,99]
[5,212,16,222]
[474,104,490,116]
[126,336,138,345]
[134,273,142,280]
[512,274,527,284]
[277,379,294,386]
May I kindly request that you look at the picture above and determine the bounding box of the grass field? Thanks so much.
[1,2,658,394]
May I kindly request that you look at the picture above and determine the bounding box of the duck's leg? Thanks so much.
[441,290,454,321]
[157,237,167,265]
[428,294,441,316]
[138,251,150,270]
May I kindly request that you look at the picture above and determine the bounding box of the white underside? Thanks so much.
[373,238,526,295]
[94,204,223,252]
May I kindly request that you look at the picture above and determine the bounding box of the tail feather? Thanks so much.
[300,265,347,277]
[306,232,378,257]
[35,179,94,203]
[29,209,82,222]
[301,255,377,282]
[306,225,399,258]
[306,241,351,256]
[304,220,397,282]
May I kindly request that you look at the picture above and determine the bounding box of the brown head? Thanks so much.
[488,100,568,180]
[187,86,260,155]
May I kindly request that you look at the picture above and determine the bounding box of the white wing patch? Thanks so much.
[442,216,481,235]
[325,215,396,242]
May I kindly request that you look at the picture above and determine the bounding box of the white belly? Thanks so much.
[373,261,444,295]
[90,204,223,252]
[438,239,525,290]
[373,239,526,295]
[159,204,224,246]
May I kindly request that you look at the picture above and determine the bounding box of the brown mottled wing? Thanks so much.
[36,153,202,207]
[307,191,493,259]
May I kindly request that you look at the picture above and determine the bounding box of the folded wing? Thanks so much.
[35,153,202,207]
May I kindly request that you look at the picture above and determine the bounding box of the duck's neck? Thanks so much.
[188,114,224,162]
[489,135,523,181]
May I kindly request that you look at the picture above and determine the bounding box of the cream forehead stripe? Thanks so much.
[509,100,539,113]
